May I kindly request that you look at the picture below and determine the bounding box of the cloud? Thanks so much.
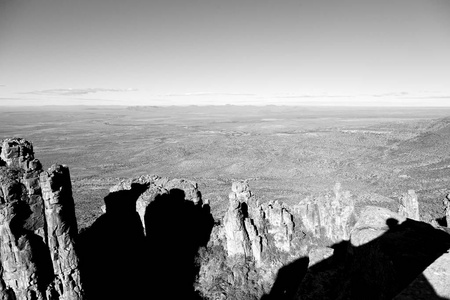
[372,92,410,97]
[0,85,5,87]
[25,88,138,96]
[271,94,353,99]
[161,92,256,97]
[405,96,450,99]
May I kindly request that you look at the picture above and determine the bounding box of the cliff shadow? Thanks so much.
[144,188,214,300]
[263,218,450,300]
[77,183,148,300]
[77,185,214,300]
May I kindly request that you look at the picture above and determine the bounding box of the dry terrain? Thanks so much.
[2,105,450,228]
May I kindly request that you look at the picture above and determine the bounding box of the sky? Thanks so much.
[1,0,450,106]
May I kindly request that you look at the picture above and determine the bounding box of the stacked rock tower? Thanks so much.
[0,138,83,300]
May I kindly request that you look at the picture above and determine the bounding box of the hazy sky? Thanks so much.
[1,0,450,106]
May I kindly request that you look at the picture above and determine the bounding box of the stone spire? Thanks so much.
[0,138,83,300]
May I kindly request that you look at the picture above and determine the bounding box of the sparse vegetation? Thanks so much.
[2,105,450,227]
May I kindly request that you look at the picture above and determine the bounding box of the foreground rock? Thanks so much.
[78,175,213,299]
[0,138,83,300]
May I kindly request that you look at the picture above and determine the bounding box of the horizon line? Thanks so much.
[2,104,450,109]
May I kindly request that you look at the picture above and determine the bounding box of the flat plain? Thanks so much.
[2,105,450,228]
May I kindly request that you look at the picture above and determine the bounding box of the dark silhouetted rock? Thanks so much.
[109,175,201,231]
[79,175,213,300]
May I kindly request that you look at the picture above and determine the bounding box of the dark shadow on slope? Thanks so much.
[436,216,447,227]
[261,257,309,300]
[77,183,148,300]
[262,218,450,300]
[144,188,214,300]
[77,185,214,300]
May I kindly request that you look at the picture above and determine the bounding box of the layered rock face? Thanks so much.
[0,138,83,300]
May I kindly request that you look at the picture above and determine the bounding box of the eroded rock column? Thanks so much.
[0,138,84,300]
[0,138,48,300]
[40,165,83,300]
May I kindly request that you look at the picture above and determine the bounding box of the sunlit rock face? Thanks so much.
[196,181,307,299]
[222,181,300,263]
[0,138,83,300]
[0,138,35,170]
[295,183,357,243]
[398,190,420,221]
[444,194,450,226]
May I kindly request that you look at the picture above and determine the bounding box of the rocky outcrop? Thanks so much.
[0,138,35,169]
[294,183,356,242]
[196,181,306,299]
[222,181,301,263]
[398,190,420,221]
[295,206,450,300]
[79,175,214,299]
[197,182,450,300]
[0,138,83,300]
[108,175,201,231]
[40,165,83,300]
[444,194,450,226]
[350,206,406,246]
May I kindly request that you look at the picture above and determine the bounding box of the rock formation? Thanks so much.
[294,182,356,242]
[398,189,420,221]
[296,208,450,300]
[444,194,450,226]
[196,181,306,299]
[0,138,83,300]
[222,181,302,263]
[40,165,83,300]
[79,174,213,299]
[109,175,201,231]
[198,181,450,300]
[350,206,406,246]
